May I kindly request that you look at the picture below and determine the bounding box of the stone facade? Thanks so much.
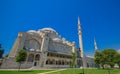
[1,28,76,69]
[0,18,96,69]
[86,56,95,68]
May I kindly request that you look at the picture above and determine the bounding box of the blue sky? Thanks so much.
[0,0,120,56]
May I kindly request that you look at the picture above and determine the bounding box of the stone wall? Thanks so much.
[1,28,77,69]
[0,57,33,69]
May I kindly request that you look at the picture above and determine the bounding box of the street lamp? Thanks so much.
[82,58,84,74]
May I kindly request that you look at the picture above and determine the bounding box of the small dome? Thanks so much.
[38,27,56,32]
[36,49,40,52]
[27,30,37,33]
[29,48,35,51]
[52,38,62,42]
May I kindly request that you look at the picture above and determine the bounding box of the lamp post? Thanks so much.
[82,58,85,74]
[107,64,110,74]
[106,61,110,74]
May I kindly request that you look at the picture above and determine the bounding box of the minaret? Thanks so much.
[78,17,87,68]
[78,17,84,57]
[94,38,98,52]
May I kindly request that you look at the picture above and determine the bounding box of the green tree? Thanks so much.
[5,54,9,58]
[71,52,77,68]
[0,44,4,58]
[94,51,101,68]
[114,53,120,68]
[101,49,117,68]
[94,49,118,69]
[16,49,27,70]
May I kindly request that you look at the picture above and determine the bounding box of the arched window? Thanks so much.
[35,54,40,61]
[24,39,41,51]
[46,59,50,64]
[28,54,34,62]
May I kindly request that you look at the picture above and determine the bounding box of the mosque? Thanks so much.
[0,17,96,69]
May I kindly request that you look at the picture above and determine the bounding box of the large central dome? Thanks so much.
[27,27,57,34]
[39,27,56,32]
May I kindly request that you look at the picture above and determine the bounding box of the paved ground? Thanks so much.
[38,69,66,74]
[0,68,55,70]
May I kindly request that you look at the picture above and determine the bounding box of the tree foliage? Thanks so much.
[114,53,120,68]
[94,51,101,68]
[5,54,9,58]
[101,49,117,68]
[0,44,4,58]
[94,51,101,64]
[16,49,27,70]
[94,49,120,69]
[71,52,77,68]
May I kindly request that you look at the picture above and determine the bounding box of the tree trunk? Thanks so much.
[101,64,104,69]
[18,62,21,71]
[119,65,120,68]
[102,65,105,69]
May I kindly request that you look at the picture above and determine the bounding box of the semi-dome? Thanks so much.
[38,27,56,32]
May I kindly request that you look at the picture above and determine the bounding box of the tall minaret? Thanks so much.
[78,17,84,57]
[78,17,87,68]
[94,38,98,52]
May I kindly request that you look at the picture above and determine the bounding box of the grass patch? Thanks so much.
[48,68,120,74]
[0,69,120,74]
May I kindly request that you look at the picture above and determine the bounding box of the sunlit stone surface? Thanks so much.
[1,28,78,69]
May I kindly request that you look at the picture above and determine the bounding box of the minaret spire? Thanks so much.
[94,38,98,52]
[78,16,87,68]
[78,16,83,57]
[78,17,80,25]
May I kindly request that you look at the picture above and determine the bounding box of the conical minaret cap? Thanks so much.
[78,16,80,25]
[78,16,82,33]
[94,38,98,52]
